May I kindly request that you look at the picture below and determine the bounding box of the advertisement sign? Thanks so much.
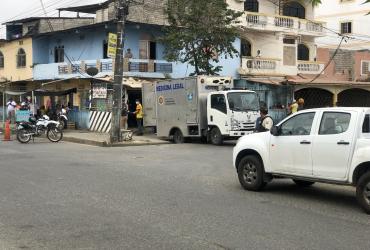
[16,110,31,122]
[107,33,117,58]
[93,86,107,99]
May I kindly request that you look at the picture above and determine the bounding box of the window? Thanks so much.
[17,48,26,68]
[244,0,259,12]
[54,46,64,63]
[241,39,252,57]
[0,51,4,69]
[139,40,157,60]
[280,112,315,136]
[103,40,108,59]
[298,44,309,61]
[283,38,296,44]
[211,94,227,114]
[361,61,370,75]
[362,114,370,133]
[319,112,351,135]
[283,2,305,19]
[340,22,352,34]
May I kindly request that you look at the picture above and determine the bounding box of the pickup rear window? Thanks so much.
[363,114,370,133]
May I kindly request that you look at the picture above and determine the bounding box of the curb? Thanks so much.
[63,136,170,147]
[63,137,109,147]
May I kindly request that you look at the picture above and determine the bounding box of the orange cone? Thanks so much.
[3,120,11,141]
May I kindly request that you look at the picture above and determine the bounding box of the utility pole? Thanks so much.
[111,0,128,143]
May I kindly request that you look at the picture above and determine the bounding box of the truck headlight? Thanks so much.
[231,118,239,131]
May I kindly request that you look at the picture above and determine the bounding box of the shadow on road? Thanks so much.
[262,180,359,211]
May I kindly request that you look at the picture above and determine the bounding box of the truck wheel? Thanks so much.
[210,127,223,145]
[173,129,184,144]
[356,171,370,214]
[237,155,266,191]
[293,179,315,187]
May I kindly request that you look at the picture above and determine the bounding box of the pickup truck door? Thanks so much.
[270,112,316,175]
[312,111,356,180]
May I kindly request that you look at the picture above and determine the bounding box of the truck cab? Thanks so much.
[233,107,370,214]
[207,90,259,144]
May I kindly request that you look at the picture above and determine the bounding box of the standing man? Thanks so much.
[6,98,17,124]
[133,99,144,135]
[121,101,129,130]
[289,99,298,115]
[255,108,274,132]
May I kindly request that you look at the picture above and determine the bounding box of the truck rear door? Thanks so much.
[312,111,357,180]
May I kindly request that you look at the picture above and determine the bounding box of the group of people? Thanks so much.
[121,99,144,136]
[255,98,305,132]
[5,97,71,124]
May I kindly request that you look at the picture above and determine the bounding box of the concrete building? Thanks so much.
[315,0,370,50]
[227,0,326,120]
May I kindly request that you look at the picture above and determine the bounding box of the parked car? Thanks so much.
[233,107,370,213]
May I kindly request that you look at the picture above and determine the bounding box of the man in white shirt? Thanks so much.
[6,98,17,123]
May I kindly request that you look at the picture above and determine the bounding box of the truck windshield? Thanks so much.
[227,92,259,111]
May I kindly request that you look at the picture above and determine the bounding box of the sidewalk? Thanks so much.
[0,121,168,147]
[63,130,170,147]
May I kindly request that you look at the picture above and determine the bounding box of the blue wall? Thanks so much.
[32,23,241,78]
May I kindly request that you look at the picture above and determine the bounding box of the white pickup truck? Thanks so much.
[233,107,370,213]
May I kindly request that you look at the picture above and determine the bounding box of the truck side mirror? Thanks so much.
[270,125,280,136]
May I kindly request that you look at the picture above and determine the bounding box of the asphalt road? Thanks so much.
[0,139,369,250]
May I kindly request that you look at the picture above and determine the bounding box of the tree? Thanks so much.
[161,0,242,76]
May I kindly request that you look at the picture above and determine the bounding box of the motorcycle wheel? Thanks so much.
[17,129,31,143]
[47,127,63,142]
[58,119,66,130]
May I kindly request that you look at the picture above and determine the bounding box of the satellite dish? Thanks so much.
[86,67,99,77]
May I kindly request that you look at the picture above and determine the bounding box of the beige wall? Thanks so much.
[0,37,33,81]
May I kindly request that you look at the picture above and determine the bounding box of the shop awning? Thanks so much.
[23,88,77,97]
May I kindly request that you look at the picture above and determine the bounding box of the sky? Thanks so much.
[0,0,105,38]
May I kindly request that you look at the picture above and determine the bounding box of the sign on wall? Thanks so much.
[92,86,107,99]
[107,33,117,58]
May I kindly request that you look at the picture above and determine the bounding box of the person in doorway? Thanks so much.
[255,108,274,132]
[6,98,17,124]
[121,101,129,130]
[297,98,305,111]
[133,99,144,135]
[125,48,133,59]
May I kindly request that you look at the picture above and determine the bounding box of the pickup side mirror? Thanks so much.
[270,125,280,136]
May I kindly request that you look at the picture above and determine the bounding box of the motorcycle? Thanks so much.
[16,115,63,143]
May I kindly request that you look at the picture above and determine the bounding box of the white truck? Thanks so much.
[143,76,260,144]
[233,107,370,213]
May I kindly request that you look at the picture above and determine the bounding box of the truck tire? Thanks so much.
[356,171,370,214]
[293,179,315,187]
[210,127,223,145]
[237,155,266,191]
[173,129,184,144]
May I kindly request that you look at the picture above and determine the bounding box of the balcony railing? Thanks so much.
[242,11,325,36]
[35,58,174,80]
[239,57,283,76]
[297,61,324,74]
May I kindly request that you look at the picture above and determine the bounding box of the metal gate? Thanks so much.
[295,88,333,109]
[338,88,370,107]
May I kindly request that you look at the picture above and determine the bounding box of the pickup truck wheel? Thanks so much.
[210,127,223,145]
[173,129,184,144]
[293,179,315,187]
[356,171,370,214]
[237,155,266,191]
